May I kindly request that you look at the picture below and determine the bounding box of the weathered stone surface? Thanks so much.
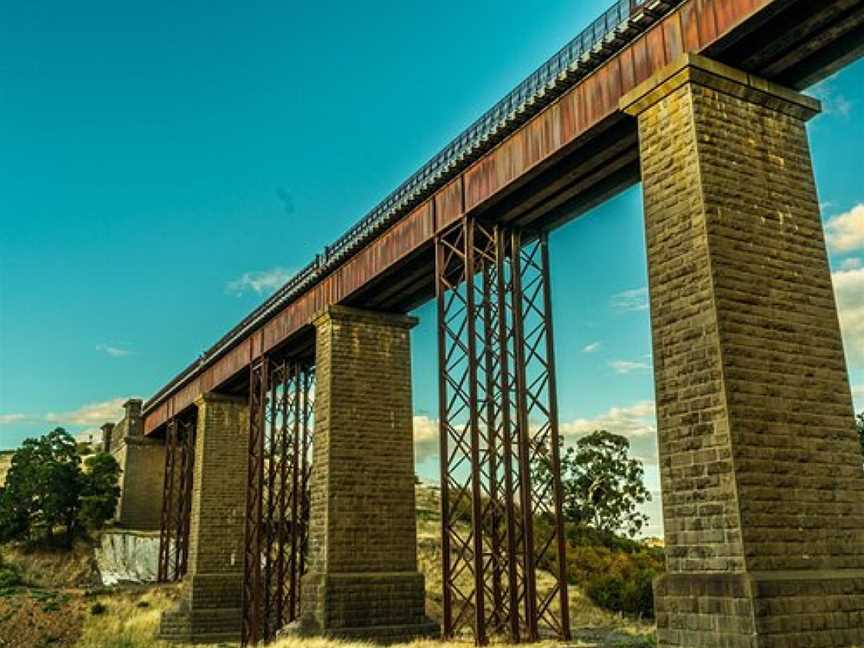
[158,393,249,643]
[623,54,864,647]
[96,529,161,585]
[300,305,438,640]
[112,399,166,530]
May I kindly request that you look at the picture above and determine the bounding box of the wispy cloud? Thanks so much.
[413,415,439,462]
[852,384,863,410]
[559,401,656,440]
[560,401,659,466]
[413,400,660,464]
[582,342,601,353]
[0,413,29,425]
[226,267,294,296]
[45,397,133,427]
[811,75,854,118]
[610,287,649,312]
[609,360,650,374]
[833,268,864,369]
[825,204,864,254]
[96,344,135,358]
[840,258,862,271]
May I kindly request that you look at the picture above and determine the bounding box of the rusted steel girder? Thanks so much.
[241,357,315,646]
[436,219,569,644]
[149,0,794,435]
[157,415,196,583]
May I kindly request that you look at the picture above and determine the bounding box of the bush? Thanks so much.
[0,428,121,545]
[0,556,22,590]
[585,568,657,618]
[565,526,664,619]
[90,602,108,615]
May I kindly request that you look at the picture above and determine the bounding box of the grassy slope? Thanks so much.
[1,485,654,648]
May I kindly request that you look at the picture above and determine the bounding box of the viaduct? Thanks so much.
[101,1,864,646]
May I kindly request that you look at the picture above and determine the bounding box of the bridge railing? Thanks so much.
[323,0,658,267]
[144,0,676,411]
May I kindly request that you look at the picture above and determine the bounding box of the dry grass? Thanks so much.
[1,485,655,647]
[3,540,100,590]
[74,583,645,648]
[76,586,185,648]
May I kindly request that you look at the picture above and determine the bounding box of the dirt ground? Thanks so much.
[0,586,84,648]
[0,488,655,647]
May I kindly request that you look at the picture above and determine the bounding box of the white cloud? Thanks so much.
[413,415,439,462]
[413,401,659,464]
[226,267,294,296]
[96,344,135,358]
[559,401,656,440]
[811,75,853,117]
[825,204,864,253]
[609,360,650,374]
[0,414,29,425]
[841,258,862,271]
[833,268,864,369]
[582,342,601,353]
[45,397,133,427]
[610,287,649,312]
[560,401,659,466]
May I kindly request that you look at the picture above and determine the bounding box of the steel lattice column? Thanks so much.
[241,357,315,646]
[510,231,570,641]
[157,415,196,583]
[436,219,569,644]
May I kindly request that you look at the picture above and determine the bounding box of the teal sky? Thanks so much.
[1,2,862,537]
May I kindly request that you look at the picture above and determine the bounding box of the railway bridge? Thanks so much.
[106,0,864,646]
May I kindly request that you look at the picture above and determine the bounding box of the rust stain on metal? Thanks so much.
[681,2,701,52]
[619,46,637,98]
[436,177,465,231]
[698,0,719,44]
[664,12,685,63]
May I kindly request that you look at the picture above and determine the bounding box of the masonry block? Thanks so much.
[621,54,864,648]
[299,305,439,641]
[112,399,166,530]
[159,393,249,644]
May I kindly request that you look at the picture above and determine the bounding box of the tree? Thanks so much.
[1,443,36,541]
[80,453,122,530]
[857,412,864,456]
[0,428,121,546]
[33,428,83,543]
[539,430,651,538]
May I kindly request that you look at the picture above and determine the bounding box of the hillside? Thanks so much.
[0,484,655,648]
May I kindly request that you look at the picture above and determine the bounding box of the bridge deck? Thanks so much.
[143,0,864,434]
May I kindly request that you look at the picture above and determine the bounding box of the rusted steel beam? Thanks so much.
[157,415,196,584]
[145,0,795,436]
[241,358,316,646]
[437,220,570,644]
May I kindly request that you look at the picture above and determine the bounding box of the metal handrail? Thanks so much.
[144,0,674,413]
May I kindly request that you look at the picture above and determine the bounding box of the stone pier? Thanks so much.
[622,54,864,648]
[159,393,249,643]
[111,398,166,530]
[299,305,438,640]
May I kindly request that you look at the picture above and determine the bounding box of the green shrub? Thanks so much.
[0,559,22,590]
[585,568,657,617]
[565,528,663,619]
[90,602,108,615]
